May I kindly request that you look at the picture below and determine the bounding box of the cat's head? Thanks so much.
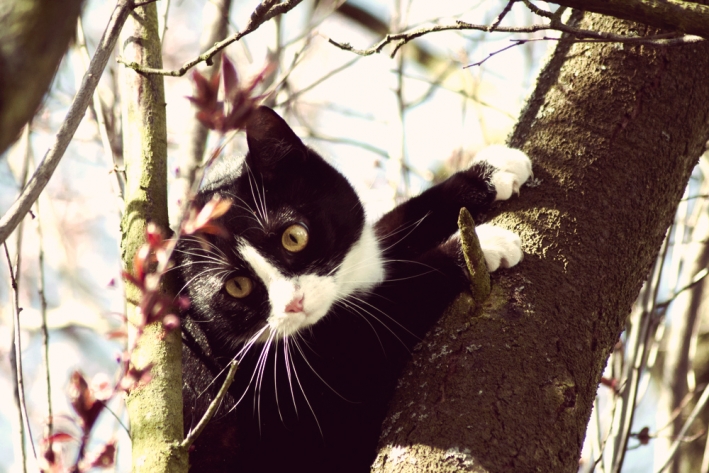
[177,106,384,350]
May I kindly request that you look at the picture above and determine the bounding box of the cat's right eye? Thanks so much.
[282,224,309,252]
[225,276,253,298]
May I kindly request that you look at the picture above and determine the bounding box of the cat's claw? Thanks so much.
[473,145,532,201]
[475,223,523,272]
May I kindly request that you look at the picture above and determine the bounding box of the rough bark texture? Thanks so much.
[372,13,709,473]
[0,0,84,155]
[120,4,187,473]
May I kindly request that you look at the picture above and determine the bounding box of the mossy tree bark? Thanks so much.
[120,3,187,473]
[373,12,709,473]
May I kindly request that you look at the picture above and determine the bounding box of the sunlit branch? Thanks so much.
[159,0,172,44]
[489,0,516,32]
[176,0,233,223]
[5,125,34,472]
[181,360,239,449]
[35,197,53,443]
[655,385,709,473]
[327,19,703,60]
[5,240,38,466]
[76,18,126,205]
[0,0,134,246]
[118,0,304,76]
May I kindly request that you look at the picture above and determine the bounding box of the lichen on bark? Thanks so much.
[119,3,187,472]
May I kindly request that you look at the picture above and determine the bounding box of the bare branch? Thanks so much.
[489,0,516,32]
[35,198,53,442]
[0,0,134,246]
[181,360,239,449]
[175,0,233,222]
[549,0,709,40]
[327,19,703,59]
[76,18,126,204]
[118,0,303,76]
[655,385,709,473]
[5,240,37,466]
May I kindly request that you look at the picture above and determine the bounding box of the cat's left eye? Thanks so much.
[282,224,309,252]
[225,276,253,298]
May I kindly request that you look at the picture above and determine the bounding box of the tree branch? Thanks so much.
[118,0,303,76]
[0,0,134,246]
[180,360,239,450]
[548,0,709,39]
[327,18,702,59]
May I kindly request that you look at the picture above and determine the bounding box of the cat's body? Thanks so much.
[178,107,531,472]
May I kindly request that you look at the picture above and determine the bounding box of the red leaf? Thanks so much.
[146,222,165,248]
[67,371,103,431]
[222,55,239,102]
[43,432,75,444]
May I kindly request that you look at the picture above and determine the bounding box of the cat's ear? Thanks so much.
[245,106,306,170]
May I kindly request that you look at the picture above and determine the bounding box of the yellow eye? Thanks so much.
[225,276,253,298]
[282,224,309,252]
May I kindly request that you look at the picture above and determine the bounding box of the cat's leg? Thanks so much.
[471,145,533,202]
[374,146,531,261]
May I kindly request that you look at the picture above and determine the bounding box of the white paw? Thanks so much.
[472,145,532,201]
[475,224,523,272]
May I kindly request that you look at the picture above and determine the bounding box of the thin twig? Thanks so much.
[118,0,304,76]
[181,360,239,449]
[5,242,37,465]
[35,197,53,441]
[175,0,233,223]
[0,0,134,245]
[489,0,515,32]
[276,54,359,107]
[464,40,526,68]
[654,267,709,310]
[327,19,703,59]
[159,0,171,44]
[521,0,555,19]
[76,17,126,204]
[656,385,709,473]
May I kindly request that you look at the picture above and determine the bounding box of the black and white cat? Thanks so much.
[177,106,531,473]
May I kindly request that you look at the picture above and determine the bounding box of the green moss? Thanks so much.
[458,208,491,303]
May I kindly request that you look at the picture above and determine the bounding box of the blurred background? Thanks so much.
[0,1,706,471]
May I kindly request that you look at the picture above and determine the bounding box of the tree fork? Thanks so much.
[373,13,709,473]
[119,3,187,472]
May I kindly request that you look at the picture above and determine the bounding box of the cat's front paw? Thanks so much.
[475,223,523,272]
[472,145,532,201]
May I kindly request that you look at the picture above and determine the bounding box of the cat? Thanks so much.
[177,106,532,473]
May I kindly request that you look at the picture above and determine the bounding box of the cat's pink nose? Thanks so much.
[285,295,304,313]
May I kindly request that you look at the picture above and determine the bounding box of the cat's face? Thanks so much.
[177,107,384,351]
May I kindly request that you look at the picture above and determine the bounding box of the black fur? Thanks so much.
[178,106,498,472]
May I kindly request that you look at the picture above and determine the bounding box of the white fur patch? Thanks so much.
[475,224,523,271]
[238,225,384,338]
[472,145,532,201]
[334,224,385,298]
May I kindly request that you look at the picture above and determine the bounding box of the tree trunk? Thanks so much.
[373,12,709,473]
[120,3,187,472]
